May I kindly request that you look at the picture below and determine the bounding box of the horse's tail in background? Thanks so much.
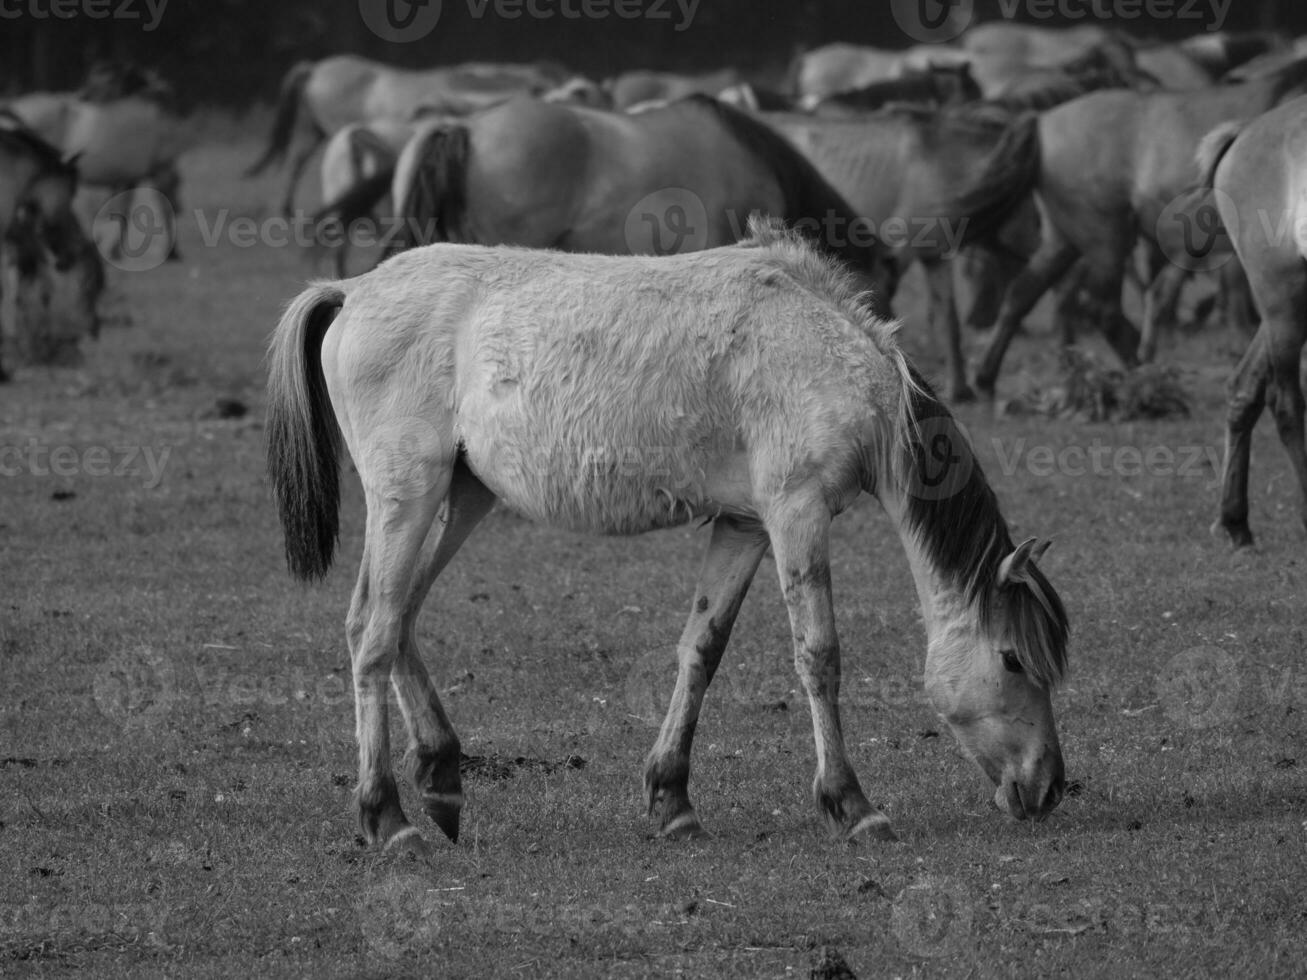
[246,60,315,177]
[388,124,471,254]
[266,282,346,581]
[1196,120,1245,190]
[924,110,1042,249]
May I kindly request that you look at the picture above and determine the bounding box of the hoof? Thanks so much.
[656,811,710,841]
[384,826,436,860]
[846,811,899,842]
[1212,518,1254,549]
[421,792,463,844]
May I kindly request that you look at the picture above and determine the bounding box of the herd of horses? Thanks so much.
[3,21,1306,849]
[262,25,1307,552]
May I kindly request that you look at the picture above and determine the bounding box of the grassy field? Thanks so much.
[1,128,1305,980]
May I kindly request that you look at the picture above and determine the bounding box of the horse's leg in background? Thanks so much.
[1075,236,1140,367]
[1140,259,1189,362]
[767,492,895,841]
[388,462,498,851]
[959,244,1022,332]
[1259,278,1307,536]
[973,237,1079,397]
[922,257,974,402]
[154,163,183,263]
[348,472,450,850]
[645,517,768,839]
[1216,326,1269,547]
[281,127,325,219]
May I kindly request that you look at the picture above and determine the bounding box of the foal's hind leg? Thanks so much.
[767,494,895,842]
[348,475,449,849]
[390,463,498,848]
[645,517,768,839]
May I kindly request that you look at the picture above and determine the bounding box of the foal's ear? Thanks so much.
[998,537,1052,586]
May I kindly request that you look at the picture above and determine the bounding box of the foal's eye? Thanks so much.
[1001,650,1024,674]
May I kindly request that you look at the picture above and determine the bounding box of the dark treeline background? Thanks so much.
[6,0,1303,107]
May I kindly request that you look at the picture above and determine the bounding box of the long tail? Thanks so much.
[389,124,471,254]
[1196,120,1244,191]
[246,61,314,177]
[925,110,1042,249]
[266,282,347,581]
[314,170,395,240]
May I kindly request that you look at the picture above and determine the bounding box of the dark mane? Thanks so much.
[0,122,73,176]
[682,94,890,301]
[897,366,1069,687]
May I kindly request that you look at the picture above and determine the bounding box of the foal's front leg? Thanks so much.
[769,499,896,841]
[644,518,768,839]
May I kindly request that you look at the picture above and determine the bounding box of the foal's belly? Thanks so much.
[460,430,758,535]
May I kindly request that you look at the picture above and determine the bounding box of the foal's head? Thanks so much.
[894,373,1069,821]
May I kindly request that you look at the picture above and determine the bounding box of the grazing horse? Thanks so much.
[265,218,1070,852]
[767,104,1042,401]
[1201,97,1307,547]
[322,95,897,302]
[0,125,102,378]
[962,56,1307,397]
[7,76,187,263]
[245,55,566,216]
[807,63,982,116]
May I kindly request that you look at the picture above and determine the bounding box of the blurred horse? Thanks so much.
[1201,98,1307,548]
[265,217,1069,852]
[768,104,1041,401]
[794,42,972,101]
[606,68,742,111]
[320,95,897,302]
[0,125,102,378]
[245,55,567,216]
[806,63,982,116]
[962,56,1307,397]
[7,67,187,262]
